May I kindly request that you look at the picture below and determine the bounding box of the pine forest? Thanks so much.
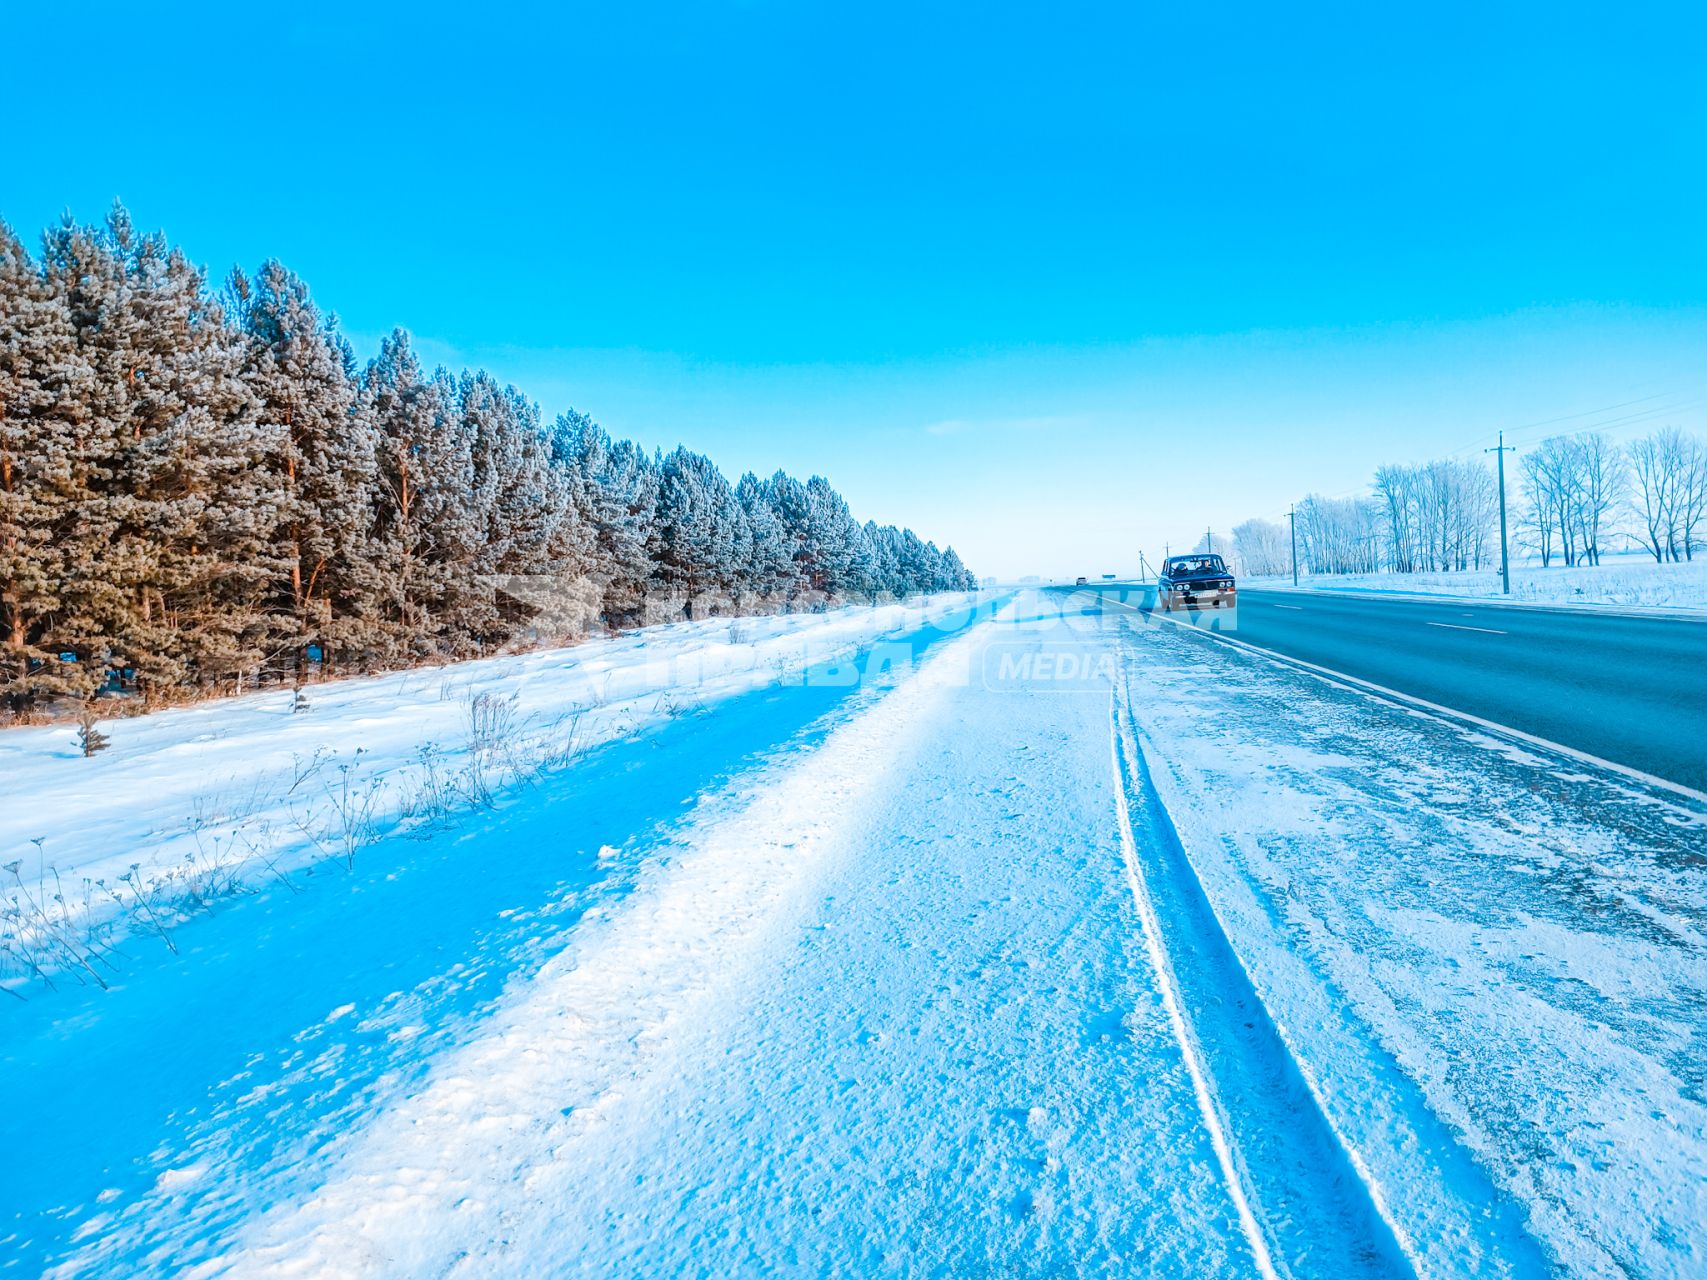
[0,205,976,714]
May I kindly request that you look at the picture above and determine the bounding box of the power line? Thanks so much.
[1496,395,1707,452]
[1440,388,1707,462]
[1456,388,1685,451]
[1243,388,1707,528]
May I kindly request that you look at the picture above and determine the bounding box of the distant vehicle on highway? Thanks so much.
[1157,554,1236,610]
[1075,575,1088,586]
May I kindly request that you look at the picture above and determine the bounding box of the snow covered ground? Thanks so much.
[0,595,981,992]
[1244,552,1707,611]
[1120,613,1707,1278]
[173,603,1263,1279]
[3,590,1700,1277]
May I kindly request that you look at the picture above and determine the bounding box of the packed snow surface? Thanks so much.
[3,590,1700,1277]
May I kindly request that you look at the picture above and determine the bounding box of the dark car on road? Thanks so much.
[1157,554,1236,610]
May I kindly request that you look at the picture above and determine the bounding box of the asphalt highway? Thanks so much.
[1071,583,1707,797]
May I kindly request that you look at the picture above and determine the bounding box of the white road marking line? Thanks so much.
[1151,622,1707,810]
[1426,621,1506,635]
[1272,604,1303,611]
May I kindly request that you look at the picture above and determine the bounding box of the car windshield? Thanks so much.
[1168,556,1224,574]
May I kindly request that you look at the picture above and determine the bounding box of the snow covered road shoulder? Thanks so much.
[1118,616,1707,1279]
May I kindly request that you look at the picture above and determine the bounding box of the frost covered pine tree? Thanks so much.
[654,448,747,615]
[737,471,796,607]
[41,205,281,702]
[457,372,528,643]
[32,214,134,699]
[232,260,381,679]
[804,476,878,601]
[896,528,937,594]
[761,471,815,597]
[458,371,593,644]
[0,220,96,705]
[863,522,904,599]
[402,368,493,653]
[125,228,284,696]
[938,545,972,591]
[364,334,472,654]
[553,415,660,626]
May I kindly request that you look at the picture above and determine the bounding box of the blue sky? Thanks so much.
[6,1,1706,575]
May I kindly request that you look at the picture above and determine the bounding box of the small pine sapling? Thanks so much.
[77,708,110,757]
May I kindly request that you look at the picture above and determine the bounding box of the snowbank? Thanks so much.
[1245,552,1707,611]
[0,595,984,991]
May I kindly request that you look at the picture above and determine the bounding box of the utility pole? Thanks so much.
[1288,505,1298,587]
[1205,526,1213,554]
[1486,431,1516,595]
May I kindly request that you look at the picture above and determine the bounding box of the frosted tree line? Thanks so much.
[1514,429,1705,566]
[1230,428,1707,576]
[1372,459,1499,573]
[1228,496,1381,578]
[0,206,974,713]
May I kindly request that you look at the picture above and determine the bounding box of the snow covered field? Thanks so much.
[1245,553,1707,611]
[3,591,1700,1277]
[0,595,981,991]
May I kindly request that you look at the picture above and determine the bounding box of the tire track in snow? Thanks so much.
[1109,696,1283,1280]
[1110,679,1417,1280]
[1118,622,1635,1278]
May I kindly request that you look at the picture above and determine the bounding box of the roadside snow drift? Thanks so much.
[1244,552,1707,612]
[0,596,979,992]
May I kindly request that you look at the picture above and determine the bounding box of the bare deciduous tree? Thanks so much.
[1295,495,1381,575]
[1372,459,1496,573]
[1230,518,1290,576]
[1519,433,1625,567]
[1628,428,1706,563]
